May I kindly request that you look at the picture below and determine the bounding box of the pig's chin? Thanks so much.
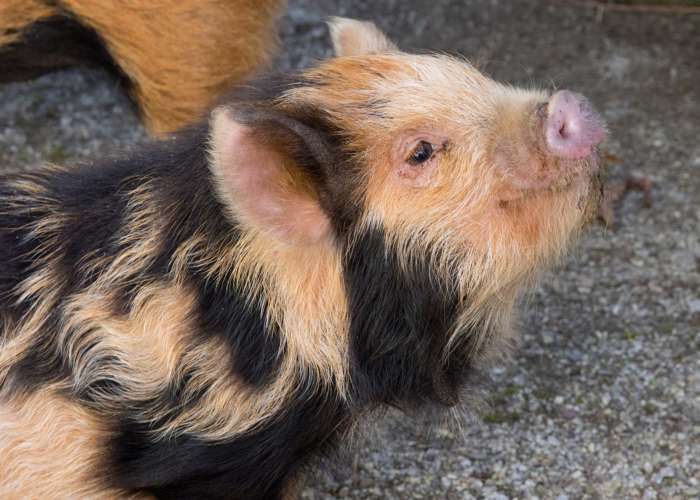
[497,155,600,206]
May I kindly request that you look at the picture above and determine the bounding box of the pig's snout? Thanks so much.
[544,90,606,160]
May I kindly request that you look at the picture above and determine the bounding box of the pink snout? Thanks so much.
[545,90,606,160]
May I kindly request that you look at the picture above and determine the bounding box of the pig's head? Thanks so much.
[207,18,605,403]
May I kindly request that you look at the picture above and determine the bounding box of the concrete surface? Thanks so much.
[0,1,698,498]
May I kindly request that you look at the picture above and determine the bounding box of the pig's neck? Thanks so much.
[344,227,487,409]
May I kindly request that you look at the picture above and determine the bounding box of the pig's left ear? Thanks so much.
[328,17,398,57]
[208,106,332,246]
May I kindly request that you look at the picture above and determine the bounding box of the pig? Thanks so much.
[0,0,283,135]
[0,18,606,499]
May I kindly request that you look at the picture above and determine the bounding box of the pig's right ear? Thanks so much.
[328,17,398,57]
[208,106,332,246]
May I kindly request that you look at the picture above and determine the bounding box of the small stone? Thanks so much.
[688,299,700,314]
[559,407,577,419]
[643,488,657,499]
[485,493,509,500]
[654,466,675,483]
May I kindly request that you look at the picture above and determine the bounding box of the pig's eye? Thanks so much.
[407,141,434,166]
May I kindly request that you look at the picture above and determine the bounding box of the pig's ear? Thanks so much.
[208,106,332,246]
[328,17,397,57]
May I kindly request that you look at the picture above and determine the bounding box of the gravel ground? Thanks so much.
[1,1,698,498]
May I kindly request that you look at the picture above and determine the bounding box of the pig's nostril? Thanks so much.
[545,90,606,160]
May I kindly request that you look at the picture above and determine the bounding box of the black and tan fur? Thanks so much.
[0,19,603,498]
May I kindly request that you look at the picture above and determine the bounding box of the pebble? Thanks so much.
[688,299,700,314]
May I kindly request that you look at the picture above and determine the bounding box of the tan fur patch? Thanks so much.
[163,228,349,440]
[231,230,349,393]
[58,282,272,441]
[0,389,148,499]
[3,275,277,442]
[83,180,163,292]
[0,0,56,46]
[59,283,195,406]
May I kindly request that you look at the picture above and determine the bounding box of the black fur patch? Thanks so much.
[48,163,148,294]
[0,176,44,324]
[110,379,350,500]
[344,227,477,407]
[8,306,73,392]
[190,267,284,388]
[217,72,311,106]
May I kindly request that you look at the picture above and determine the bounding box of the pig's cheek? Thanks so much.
[395,161,438,188]
[494,148,561,194]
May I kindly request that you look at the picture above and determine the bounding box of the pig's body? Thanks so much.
[0,131,477,498]
[0,0,283,135]
[0,19,605,499]
[0,129,353,498]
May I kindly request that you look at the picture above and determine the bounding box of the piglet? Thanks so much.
[0,18,605,499]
